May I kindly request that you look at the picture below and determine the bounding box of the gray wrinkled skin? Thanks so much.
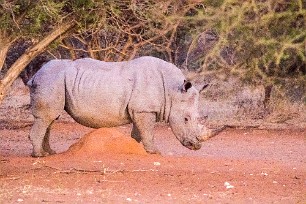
[27,56,204,157]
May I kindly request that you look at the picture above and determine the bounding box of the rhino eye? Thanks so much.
[184,117,189,123]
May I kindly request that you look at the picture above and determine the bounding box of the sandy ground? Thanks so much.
[0,122,305,204]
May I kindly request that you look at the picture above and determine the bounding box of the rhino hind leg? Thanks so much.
[131,125,141,143]
[132,112,160,154]
[29,96,64,157]
[43,120,56,155]
[29,117,56,157]
[30,105,62,157]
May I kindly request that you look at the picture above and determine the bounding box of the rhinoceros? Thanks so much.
[27,56,209,157]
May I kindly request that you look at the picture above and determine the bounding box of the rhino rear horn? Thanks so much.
[182,80,192,92]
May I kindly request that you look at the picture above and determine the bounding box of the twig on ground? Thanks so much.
[0,176,20,180]
[36,164,158,175]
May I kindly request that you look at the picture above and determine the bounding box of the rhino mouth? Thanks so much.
[182,139,202,150]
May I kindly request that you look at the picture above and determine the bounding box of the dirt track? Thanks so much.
[0,122,305,203]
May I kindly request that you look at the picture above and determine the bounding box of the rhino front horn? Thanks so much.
[199,126,226,142]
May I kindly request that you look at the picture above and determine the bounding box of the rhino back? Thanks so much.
[64,58,134,127]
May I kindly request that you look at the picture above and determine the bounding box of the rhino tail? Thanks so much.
[27,77,34,87]
[27,74,36,87]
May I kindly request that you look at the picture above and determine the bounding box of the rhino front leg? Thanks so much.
[132,112,160,154]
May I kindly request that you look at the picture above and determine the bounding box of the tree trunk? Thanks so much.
[263,85,273,109]
[0,35,13,72]
[0,43,10,72]
[0,21,76,104]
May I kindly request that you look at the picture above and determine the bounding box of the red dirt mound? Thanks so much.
[63,128,147,156]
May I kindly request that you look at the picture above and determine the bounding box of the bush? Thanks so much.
[182,1,305,85]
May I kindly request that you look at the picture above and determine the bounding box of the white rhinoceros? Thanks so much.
[27,56,207,157]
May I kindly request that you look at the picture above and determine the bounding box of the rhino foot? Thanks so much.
[143,146,161,155]
[43,147,56,155]
[31,149,53,157]
[31,152,49,157]
[47,149,56,155]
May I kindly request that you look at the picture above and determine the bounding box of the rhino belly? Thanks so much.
[64,87,132,128]
[65,103,131,128]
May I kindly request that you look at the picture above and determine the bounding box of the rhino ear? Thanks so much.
[182,80,192,92]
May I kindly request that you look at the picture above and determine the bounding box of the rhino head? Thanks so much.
[169,80,204,150]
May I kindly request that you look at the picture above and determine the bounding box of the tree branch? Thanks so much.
[0,21,76,103]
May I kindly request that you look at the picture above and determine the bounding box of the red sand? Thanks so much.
[0,122,305,203]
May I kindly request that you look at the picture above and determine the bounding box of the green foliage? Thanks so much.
[1,0,305,88]
[181,0,305,86]
[0,0,66,39]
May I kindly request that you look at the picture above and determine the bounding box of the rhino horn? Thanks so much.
[198,125,226,142]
